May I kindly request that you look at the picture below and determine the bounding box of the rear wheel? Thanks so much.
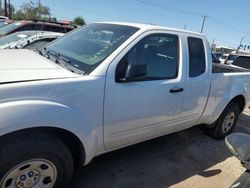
[0,132,74,188]
[203,102,239,139]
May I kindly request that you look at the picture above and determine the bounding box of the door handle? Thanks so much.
[169,88,184,93]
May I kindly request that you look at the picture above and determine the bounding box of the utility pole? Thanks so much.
[4,0,7,17]
[200,15,208,33]
[184,24,187,30]
[38,0,41,19]
[0,0,2,16]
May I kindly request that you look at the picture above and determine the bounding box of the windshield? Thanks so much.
[0,22,23,36]
[47,23,139,74]
[0,32,32,46]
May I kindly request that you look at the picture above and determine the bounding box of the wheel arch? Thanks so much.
[229,95,246,114]
[201,94,246,125]
[0,127,86,168]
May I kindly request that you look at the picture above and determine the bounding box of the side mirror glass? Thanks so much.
[120,64,147,82]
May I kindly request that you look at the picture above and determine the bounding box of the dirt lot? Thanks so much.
[71,111,250,188]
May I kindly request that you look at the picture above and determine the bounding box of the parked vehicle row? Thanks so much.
[223,54,250,70]
[0,19,76,51]
[0,20,74,38]
[0,22,250,187]
[0,16,9,28]
[0,31,64,50]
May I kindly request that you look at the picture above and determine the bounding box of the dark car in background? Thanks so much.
[230,55,250,70]
[224,54,239,65]
[212,52,221,64]
[0,20,75,37]
[213,52,223,59]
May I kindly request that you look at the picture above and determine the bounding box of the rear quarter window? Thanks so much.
[188,37,206,77]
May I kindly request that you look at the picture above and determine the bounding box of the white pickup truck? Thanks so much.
[0,22,250,188]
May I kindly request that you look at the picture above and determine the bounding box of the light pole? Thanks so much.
[200,15,208,33]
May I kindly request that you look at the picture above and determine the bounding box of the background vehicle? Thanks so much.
[0,22,250,187]
[0,31,64,50]
[0,20,74,37]
[225,54,250,70]
[226,133,250,188]
[224,54,239,65]
[213,52,223,59]
[0,16,8,28]
[219,53,229,63]
[0,20,7,28]
[212,52,221,63]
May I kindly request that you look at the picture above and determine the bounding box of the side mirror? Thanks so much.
[120,64,147,82]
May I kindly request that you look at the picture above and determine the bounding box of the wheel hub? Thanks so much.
[1,159,57,188]
[16,170,40,188]
[222,112,235,133]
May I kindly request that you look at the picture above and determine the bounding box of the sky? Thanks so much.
[9,0,250,49]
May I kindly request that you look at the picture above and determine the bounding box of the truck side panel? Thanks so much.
[199,72,250,125]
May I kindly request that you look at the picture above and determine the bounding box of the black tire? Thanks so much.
[0,131,74,188]
[203,102,240,140]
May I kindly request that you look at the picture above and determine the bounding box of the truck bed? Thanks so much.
[212,63,249,73]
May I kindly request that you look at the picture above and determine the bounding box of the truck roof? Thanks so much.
[99,22,205,37]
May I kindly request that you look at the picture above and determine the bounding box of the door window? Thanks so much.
[116,34,179,82]
[188,37,206,77]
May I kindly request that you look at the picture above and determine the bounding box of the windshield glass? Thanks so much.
[0,32,32,46]
[0,22,23,36]
[47,23,139,74]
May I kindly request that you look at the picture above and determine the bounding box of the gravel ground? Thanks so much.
[71,110,250,188]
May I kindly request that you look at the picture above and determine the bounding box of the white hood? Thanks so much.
[0,49,79,83]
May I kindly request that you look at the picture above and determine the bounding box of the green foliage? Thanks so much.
[12,0,51,20]
[73,16,85,26]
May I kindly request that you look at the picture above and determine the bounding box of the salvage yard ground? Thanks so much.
[71,110,250,188]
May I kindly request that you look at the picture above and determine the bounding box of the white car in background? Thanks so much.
[0,31,64,50]
[219,53,229,64]
[0,16,8,28]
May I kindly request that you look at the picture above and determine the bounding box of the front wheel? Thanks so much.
[204,102,240,140]
[0,132,74,188]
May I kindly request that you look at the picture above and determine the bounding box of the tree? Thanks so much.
[13,0,51,20]
[8,4,15,19]
[73,16,85,26]
[0,8,3,16]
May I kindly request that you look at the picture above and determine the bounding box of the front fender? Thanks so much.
[0,100,98,164]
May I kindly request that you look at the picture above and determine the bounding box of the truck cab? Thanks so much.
[0,22,249,188]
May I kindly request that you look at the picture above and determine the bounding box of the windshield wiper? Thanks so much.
[38,47,87,75]
[41,48,86,75]
[38,47,50,59]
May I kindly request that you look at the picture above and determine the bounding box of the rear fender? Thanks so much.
[200,77,247,125]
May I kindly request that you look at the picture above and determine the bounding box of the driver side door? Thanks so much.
[104,32,186,149]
